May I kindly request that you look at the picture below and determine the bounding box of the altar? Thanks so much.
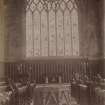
[34,84,72,105]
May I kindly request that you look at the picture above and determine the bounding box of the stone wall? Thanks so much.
[0,0,6,81]
[5,0,26,60]
[79,0,103,58]
[5,0,104,60]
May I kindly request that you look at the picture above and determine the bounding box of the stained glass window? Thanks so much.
[26,0,79,57]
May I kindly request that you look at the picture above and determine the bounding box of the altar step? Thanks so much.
[29,98,79,105]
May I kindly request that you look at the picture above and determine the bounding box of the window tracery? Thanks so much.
[26,0,79,57]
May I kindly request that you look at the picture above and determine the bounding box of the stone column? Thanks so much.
[0,0,6,88]
[104,0,105,57]
[104,0,105,77]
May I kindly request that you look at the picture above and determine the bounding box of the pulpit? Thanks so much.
[34,84,72,105]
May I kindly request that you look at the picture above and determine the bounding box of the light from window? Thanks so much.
[26,0,79,57]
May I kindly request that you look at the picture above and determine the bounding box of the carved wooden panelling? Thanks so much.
[26,0,79,57]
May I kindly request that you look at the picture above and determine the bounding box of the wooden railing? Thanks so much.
[5,58,104,83]
[2,58,105,105]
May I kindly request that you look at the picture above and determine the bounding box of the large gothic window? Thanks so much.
[26,0,79,57]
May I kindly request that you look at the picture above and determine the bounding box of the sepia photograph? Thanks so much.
[0,0,105,105]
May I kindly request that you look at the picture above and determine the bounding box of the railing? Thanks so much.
[5,58,104,83]
[3,58,105,105]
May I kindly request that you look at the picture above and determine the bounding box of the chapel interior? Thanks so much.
[0,0,105,105]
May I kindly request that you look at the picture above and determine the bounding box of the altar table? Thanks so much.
[34,84,71,105]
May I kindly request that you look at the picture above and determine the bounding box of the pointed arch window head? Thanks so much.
[26,0,79,57]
